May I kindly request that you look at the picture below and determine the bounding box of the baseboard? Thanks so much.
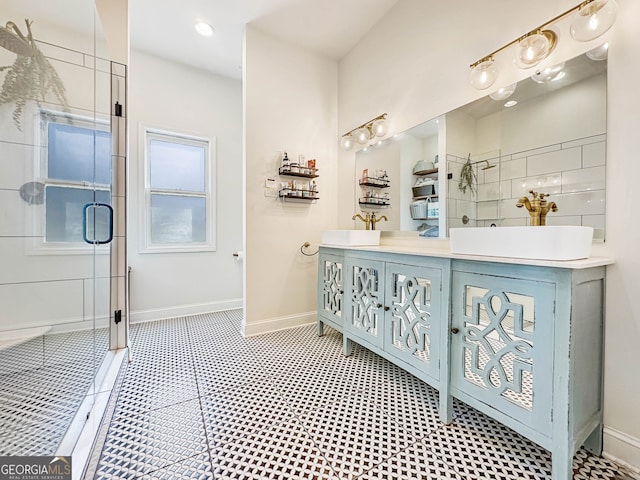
[130,299,243,324]
[604,426,640,477]
[242,310,316,337]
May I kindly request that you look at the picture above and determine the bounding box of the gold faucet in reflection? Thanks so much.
[516,190,558,226]
[371,213,388,230]
[353,213,372,230]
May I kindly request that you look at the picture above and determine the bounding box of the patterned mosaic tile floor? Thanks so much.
[94,310,629,479]
[0,328,110,456]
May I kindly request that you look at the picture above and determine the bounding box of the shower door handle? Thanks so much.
[83,202,114,245]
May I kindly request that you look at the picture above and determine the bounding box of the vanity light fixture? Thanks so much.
[340,113,388,150]
[469,0,617,90]
[195,22,215,37]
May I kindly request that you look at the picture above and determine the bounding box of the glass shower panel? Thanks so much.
[0,0,113,459]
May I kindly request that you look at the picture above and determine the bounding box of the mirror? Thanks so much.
[355,52,607,239]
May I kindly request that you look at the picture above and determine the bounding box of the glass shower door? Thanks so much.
[0,0,114,459]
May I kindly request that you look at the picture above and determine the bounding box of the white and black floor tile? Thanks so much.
[93,313,628,480]
[0,328,109,456]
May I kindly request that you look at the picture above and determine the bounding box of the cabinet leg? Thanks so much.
[583,424,603,456]
[317,320,325,337]
[551,447,572,480]
[439,392,453,424]
[343,335,353,356]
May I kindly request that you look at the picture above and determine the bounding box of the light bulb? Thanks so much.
[355,127,371,145]
[371,118,388,137]
[570,0,617,42]
[470,59,498,90]
[195,22,214,37]
[489,83,517,101]
[515,31,556,69]
[340,134,354,151]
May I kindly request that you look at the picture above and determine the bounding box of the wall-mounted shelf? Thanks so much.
[359,198,390,207]
[413,167,438,176]
[359,176,390,188]
[279,187,319,201]
[411,216,439,221]
[413,194,439,201]
[279,165,319,178]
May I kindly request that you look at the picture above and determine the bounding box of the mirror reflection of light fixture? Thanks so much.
[570,0,618,42]
[469,0,616,90]
[340,113,388,150]
[586,42,609,60]
[489,82,517,100]
[531,62,566,83]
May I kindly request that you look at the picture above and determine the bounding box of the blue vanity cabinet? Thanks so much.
[317,248,344,335]
[450,259,607,480]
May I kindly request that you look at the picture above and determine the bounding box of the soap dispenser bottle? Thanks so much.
[282,151,289,170]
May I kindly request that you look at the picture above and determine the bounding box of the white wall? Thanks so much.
[338,0,640,470]
[128,50,243,321]
[243,26,338,335]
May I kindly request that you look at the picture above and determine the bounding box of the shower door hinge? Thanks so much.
[114,101,123,117]
[114,309,122,324]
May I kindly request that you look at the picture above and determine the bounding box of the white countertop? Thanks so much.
[320,238,615,270]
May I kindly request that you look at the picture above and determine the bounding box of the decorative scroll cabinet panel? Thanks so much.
[450,269,555,437]
[317,250,344,333]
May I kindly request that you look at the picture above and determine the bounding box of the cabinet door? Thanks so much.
[451,271,555,437]
[318,252,344,329]
[344,257,385,348]
[384,262,441,381]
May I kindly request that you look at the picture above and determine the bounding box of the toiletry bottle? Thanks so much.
[282,151,289,169]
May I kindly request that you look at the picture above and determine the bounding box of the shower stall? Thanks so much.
[0,0,126,468]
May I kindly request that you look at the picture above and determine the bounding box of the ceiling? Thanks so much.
[128,0,399,79]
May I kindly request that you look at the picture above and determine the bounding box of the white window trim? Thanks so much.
[27,108,111,256]
[140,126,217,254]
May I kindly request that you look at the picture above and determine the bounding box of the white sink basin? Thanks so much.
[450,226,594,261]
[321,229,381,246]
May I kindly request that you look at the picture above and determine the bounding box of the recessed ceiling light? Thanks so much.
[504,100,518,108]
[195,22,214,37]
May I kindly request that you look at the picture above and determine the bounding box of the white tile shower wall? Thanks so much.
[526,147,582,177]
[0,23,113,333]
[475,136,606,238]
[561,166,605,193]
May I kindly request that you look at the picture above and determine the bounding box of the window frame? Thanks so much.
[28,109,112,255]
[141,126,216,253]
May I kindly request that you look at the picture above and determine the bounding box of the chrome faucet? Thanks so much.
[371,213,388,230]
[516,190,558,226]
[353,213,372,230]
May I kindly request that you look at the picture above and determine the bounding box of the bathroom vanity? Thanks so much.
[317,244,614,480]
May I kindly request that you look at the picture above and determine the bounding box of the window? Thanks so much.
[143,128,215,252]
[41,112,111,248]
